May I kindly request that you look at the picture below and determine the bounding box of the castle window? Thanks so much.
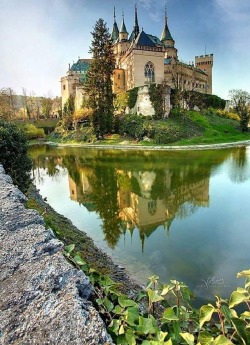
[148,200,157,216]
[144,61,155,83]
[63,85,66,90]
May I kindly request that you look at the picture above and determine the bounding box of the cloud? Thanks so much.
[137,0,152,10]
[214,0,250,22]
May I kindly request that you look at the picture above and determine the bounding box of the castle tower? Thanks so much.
[161,7,178,60]
[116,13,130,58]
[111,7,119,42]
[129,5,140,41]
[119,13,128,41]
[195,54,213,94]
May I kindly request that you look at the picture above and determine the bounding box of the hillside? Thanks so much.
[47,109,250,146]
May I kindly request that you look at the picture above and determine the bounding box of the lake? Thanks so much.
[28,145,250,306]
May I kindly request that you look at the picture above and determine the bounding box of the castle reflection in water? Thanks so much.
[30,145,247,250]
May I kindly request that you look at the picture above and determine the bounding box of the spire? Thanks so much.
[134,4,140,39]
[120,12,128,34]
[111,6,119,42]
[161,5,173,42]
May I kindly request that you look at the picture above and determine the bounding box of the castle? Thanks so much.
[61,6,213,116]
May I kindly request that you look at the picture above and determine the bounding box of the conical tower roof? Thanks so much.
[161,7,174,41]
[111,7,119,42]
[120,13,128,34]
[134,4,139,38]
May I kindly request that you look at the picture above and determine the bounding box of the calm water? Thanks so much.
[29,145,250,306]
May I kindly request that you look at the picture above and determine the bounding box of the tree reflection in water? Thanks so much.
[29,145,250,249]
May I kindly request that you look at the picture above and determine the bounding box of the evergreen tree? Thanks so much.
[84,18,115,138]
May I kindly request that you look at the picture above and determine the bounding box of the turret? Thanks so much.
[129,5,140,41]
[161,6,178,59]
[111,7,119,42]
[195,54,213,94]
[119,12,128,41]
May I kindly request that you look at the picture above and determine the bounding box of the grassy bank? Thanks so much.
[47,109,250,147]
[26,184,140,294]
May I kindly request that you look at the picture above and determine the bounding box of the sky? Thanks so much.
[0,0,250,99]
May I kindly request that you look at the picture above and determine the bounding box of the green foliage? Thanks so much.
[204,94,226,110]
[62,96,75,130]
[64,245,250,345]
[23,123,45,139]
[229,89,250,132]
[216,109,240,122]
[84,18,115,138]
[119,114,145,139]
[63,95,75,117]
[0,120,32,193]
[171,89,226,111]
[127,87,139,109]
[149,84,165,119]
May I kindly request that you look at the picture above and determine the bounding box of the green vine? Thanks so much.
[127,87,139,109]
[149,84,165,119]
[64,244,250,345]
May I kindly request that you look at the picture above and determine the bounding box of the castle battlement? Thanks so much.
[195,54,213,59]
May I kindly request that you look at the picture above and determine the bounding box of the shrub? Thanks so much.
[216,109,240,121]
[127,87,139,109]
[119,114,145,139]
[154,127,185,144]
[23,123,45,139]
[0,120,32,193]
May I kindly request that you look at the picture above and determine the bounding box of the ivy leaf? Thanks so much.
[108,319,121,334]
[199,304,215,328]
[198,331,214,345]
[125,307,139,326]
[237,270,250,278]
[64,244,75,254]
[180,332,194,345]
[118,295,137,308]
[231,317,249,345]
[136,316,156,335]
[241,311,250,320]
[118,324,125,335]
[103,297,114,312]
[162,307,179,321]
[229,291,248,308]
[125,328,137,345]
[161,284,174,296]
[112,305,125,315]
[73,254,86,266]
[213,335,234,345]
[147,288,164,303]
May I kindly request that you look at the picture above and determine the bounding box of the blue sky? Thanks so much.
[0,0,249,99]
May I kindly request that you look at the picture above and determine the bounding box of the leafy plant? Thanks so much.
[63,245,250,345]
[0,120,32,193]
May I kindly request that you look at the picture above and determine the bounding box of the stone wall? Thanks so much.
[0,165,113,345]
[131,85,171,117]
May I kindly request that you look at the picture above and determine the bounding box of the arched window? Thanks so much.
[144,61,155,83]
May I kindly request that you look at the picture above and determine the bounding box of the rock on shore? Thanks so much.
[0,165,113,345]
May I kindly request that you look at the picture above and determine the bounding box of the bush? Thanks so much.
[0,120,32,193]
[119,114,145,139]
[216,109,240,121]
[23,123,45,139]
[154,127,185,144]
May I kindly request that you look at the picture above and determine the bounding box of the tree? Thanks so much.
[84,18,115,139]
[229,89,250,132]
[0,87,17,120]
[0,120,32,193]
[41,95,53,118]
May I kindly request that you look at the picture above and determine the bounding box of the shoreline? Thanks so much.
[26,184,142,296]
[39,139,250,151]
